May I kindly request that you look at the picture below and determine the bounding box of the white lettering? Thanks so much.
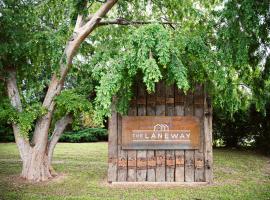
[144,133,149,139]
[171,133,179,139]
[179,133,185,139]
[157,133,163,139]
[151,133,156,139]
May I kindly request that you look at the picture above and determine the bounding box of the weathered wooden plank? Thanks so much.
[127,88,137,182]
[184,91,195,182]
[194,150,204,182]
[165,84,175,182]
[155,81,166,182]
[194,85,205,182]
[185,150,194,182]
[137,151,147,181]
[137,83,146,116]
[174,87,185,182]
[165,84,175,116]
[108,100,118,183]
[146,92,156,182]
[194,85,205,153]
[117,114,127,181]
[155,82,166,116]
[184,91,194,116]
[175,151,185,182]
[136,83,147,182]
[204,94,213,183]
[127,150,136,182]
[155,151,165,182]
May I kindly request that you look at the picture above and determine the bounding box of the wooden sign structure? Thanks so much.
[108,82,213,183]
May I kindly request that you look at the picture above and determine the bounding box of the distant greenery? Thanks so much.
[0,127,108,143]
[214,103,270,155]
[0,124,13,142]
[0,143,269,200]
[59,128,108,143]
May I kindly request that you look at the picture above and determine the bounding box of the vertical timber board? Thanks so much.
[117,114,127,181]
[146,92,156,182]
[165,84,175,182]
[155,81,166,182]
[184,91,195,182]
[174,87,185,182]
[108,101,118,183]
[136,83,147,182]
[194,85,205,182]
[204,93,213,183]
[127,86,137,182]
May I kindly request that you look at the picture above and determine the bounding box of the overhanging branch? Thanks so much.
[98,18,180,27]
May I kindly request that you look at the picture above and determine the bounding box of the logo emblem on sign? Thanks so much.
[153,124,169,131]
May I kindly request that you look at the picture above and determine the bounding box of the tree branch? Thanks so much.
[74,14,84,32]
[47,114,73,166]
[98,18,180,26]
[6,68,30,161]
[67,0,118,60]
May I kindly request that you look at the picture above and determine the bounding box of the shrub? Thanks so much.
[213,103,270,155]
[59,128,108,143]
[0,125,14,142]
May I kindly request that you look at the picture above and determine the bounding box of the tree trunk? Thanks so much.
[21,146,52,182]
[7,69,52,182]
[21,114,72,181]
[6,69,72,181]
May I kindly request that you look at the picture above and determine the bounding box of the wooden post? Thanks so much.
[136,83,147,181]
[117,114,127,181]
[146,92,156,182]
[204,93,213,183]
[194,85,205,182]
[165,84,175,182]
[127,87,137,182]
[184,91,195,182]
[174,87,185,182]
[155,81,166,182]
[108,100,118,183]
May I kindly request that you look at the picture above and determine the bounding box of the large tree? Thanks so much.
[1,0,119,182]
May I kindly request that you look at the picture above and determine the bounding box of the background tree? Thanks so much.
[213,0,270,153]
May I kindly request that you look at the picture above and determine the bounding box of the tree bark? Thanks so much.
[6,69,30,161]
[18,114,72,182]
[21,146,52,182]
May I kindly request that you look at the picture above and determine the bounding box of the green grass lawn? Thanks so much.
[0,143,269,200]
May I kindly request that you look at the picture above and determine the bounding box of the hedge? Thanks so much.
[59,128,108,143]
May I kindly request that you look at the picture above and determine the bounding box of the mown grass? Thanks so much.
[0,143,269,200]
